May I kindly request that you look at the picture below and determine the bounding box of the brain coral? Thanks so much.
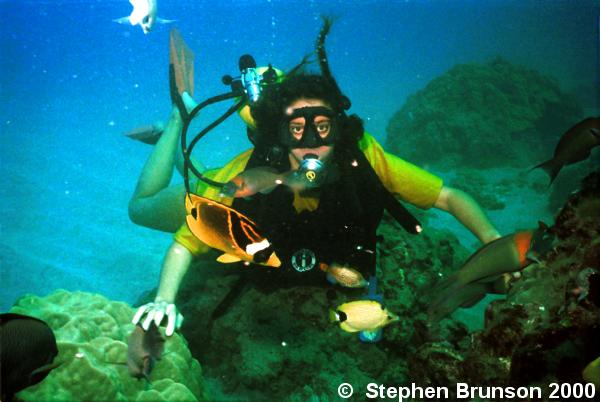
[386,57,583,168]
[8,290,208,402]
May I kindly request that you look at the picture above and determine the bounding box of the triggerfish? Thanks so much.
[127,324,165,382]
[1,313,61,402]
[330,300,399,333]
[185,193,281,267]
[532,117,600,184]
[428,223,556,321]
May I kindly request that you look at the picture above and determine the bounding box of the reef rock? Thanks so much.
[386,58,583,168]
[137,172,598,400]
[411,171,600,392]
[171,220,470,401]
[9,290,208,402]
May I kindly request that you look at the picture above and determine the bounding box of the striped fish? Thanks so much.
[185,193,281,268]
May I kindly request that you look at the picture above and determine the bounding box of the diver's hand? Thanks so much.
[132,297,184,336]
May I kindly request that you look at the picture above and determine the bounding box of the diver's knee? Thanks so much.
[128,200,145,226]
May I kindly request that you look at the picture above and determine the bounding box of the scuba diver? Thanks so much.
[130,21,501,339]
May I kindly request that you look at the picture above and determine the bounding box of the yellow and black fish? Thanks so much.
[185,193,281,267]
[330,300,399,333]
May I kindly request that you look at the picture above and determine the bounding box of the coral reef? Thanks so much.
[9,290,208,402]
[412,171,600,393]
[547,157,600,214]
[168,218,471,401]
[385,58,583,168]
[157,171,599,401]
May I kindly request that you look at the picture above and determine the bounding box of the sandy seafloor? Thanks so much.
[0,0,597,333]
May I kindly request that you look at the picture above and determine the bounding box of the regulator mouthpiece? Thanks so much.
[298,154,325,184]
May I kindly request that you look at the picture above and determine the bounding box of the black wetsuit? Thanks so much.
[231,145,415,284]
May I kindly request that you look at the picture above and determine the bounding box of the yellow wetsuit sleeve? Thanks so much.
[173,149,254,255]
[359,132,443,209]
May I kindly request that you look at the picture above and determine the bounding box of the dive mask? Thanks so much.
[279,106,339,149]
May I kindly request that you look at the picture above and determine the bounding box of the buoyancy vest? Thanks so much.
[231,144,411,281]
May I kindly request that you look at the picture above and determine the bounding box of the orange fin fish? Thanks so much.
[185,193,281,268]
[428,223,556,321]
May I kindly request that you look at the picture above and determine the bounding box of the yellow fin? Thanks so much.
[583,356,600,387]
[340,322,359,333]
[217,253,242,263]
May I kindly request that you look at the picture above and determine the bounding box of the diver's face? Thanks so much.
[285,98,335,169]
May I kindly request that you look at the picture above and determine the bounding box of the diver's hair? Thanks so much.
[250,73,364,151]
[316,16,351,111]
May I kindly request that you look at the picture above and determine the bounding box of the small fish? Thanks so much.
[1,313,60,402]
[582,356,600,388]
[532,117,600,184]
[220,167,284,198]
[220,167,318,198]
[428,223,556,321]
[127,324,165,381]
[185,193,281,267]
[113,0,175,34]
[573,267,599,302]
[329,300,399,333]
[321,263,369,288]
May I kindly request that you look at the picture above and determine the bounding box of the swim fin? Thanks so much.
[169,28,194,106]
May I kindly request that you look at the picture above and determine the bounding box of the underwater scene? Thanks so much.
[1,0,599,401]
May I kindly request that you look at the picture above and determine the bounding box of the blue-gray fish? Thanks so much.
[533,117,600,184]
[127,324,165,381]
[1,313,60,401]
[220,166,321,199]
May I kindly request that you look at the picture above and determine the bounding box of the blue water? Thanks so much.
[1,0,598,310]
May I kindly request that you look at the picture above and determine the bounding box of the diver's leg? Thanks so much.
[129,184,187,233]
[129,107,186,232]
[174,92,206,177]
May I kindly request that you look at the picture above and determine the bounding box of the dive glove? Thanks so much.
[132,297,184,336]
